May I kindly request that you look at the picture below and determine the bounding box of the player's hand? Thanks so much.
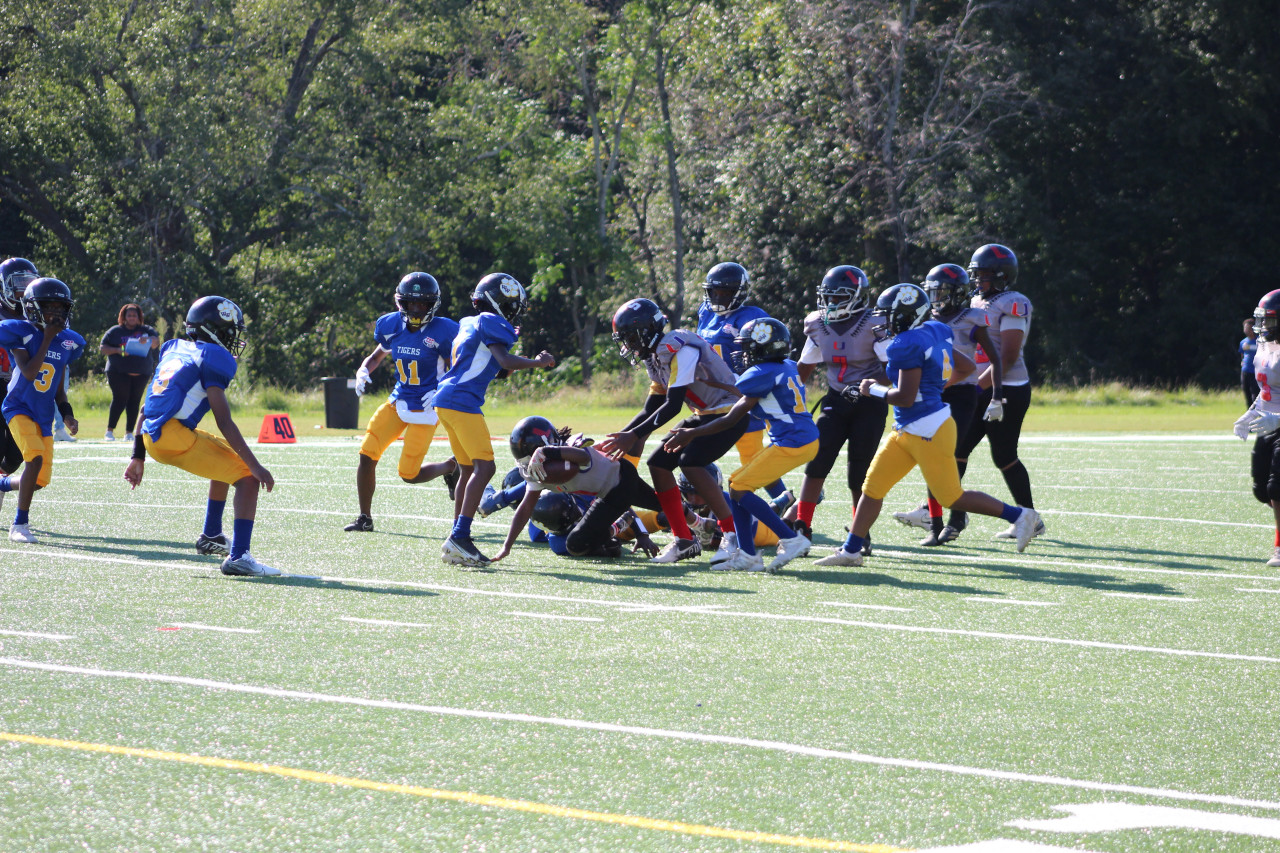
[599,431,636,459]
[1249,410,1280,436]
[1235,410,1257,440]
[490,544,512,563]
[858,378,876,397]
[527,447,549,481]
[633,533,660,558]
[355,366,371,396]
[65,416,79,436]
[663,429,693,453]
[983,398,1005,422]
[535,351,556,369]
[251,463,275,492]
[124,459,144,489]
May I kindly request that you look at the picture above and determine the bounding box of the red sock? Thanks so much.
[1274,528,1279,547]
[927,497,943,519]
[798,500,817,525]
[718,516,736,533]
[657,488,693,540]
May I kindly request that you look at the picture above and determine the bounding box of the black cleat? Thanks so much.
[344,514,374,532]
[791,520,813,542]
[937,525,963,544]
[443,465,460,501]
[861,532,873,557]
[195,532,230,556]
[442,535,490,567]
[920,529,947,547]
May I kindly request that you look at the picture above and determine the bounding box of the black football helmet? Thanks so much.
[611,298,667,365]
[510,415,563,463]
[185,295,247,356]
[703,262,751,316]
[0,257,39,312]
[22,277,74,329]
[531,492,582,536]
[472,273,527,324]
[677,463,722,501]
[1255,290,1280,342]
[502,465,525,491]
[968,244,1018,294]
[396,272,440,331]
[873,283,932,337]
[732,317,791,371]
[816,265,870,323]
[922,263,971,314]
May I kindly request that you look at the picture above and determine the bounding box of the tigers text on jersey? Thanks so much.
[643,329,739,414]
[799,309,886,393]
[523,446,622,497]
[885,320,953,433]
[140,339,237,440]
[0,320,86,434]
[1253,340,1280,414]
[432,312,518,414]
[972,290,1032,385]
[374,312,459,409]
[734,359,819,448]
[937,307,986,387]
[697,303,769,430]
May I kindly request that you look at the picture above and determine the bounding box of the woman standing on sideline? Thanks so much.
[99,303,159,441]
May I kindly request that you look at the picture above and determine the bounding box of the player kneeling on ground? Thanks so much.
[491,416,662,562]
[664,318,818,572]
[815,284,1040,567]
[124,296,279,577]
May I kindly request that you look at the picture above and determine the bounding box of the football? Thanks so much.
[538,458,579,485]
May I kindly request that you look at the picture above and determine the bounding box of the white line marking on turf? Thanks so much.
[918,841,1103,853]
[510,611,605,623]
[0,629,74,640]
[3,656,1277,812]
[1101,592,1198,602]
[165,623,261,634]
[821,601,914,613]
[965,597,1057,607]
[341,617,433,629]
[1237,587,1280,594]
[1008,801,1280,840]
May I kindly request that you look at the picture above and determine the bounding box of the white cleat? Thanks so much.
[1011,507,1042,554]
[892,504,932,531]
[1267,547,1280,568]
[103,429,116,441]
[8,523,36,544]
[219,552,281,577]
[709,531,739,567]
[53,427,76,442]
[728,550,766,572]
[813,547,863,567]
[769,533,812,572]
[651,538,701,564]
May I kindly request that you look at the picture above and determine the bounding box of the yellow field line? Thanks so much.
[2,732,908,852]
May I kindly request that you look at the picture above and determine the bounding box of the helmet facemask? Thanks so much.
[817,285,866,323]
[396,293,438,331]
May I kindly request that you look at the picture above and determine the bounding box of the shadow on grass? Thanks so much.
[223,575,437,596]
[783,567,993,595]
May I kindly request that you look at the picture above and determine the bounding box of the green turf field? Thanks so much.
[2,426,1279,851]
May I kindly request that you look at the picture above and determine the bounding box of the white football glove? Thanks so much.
[527,447,549,482]
[1249,410,1280,436]
[355,366,371,396]
[1234,410,1256,440]
[983,397,1005,422]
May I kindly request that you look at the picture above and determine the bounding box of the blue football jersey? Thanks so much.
[432,313,519,414]
[884,320,953,429]
[734,359,818,448]
[698,303,770,432]
[140,339,238,439]
[373,312,459,408]
[1,320,86,434]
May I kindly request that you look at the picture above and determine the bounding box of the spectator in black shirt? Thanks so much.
[99,303,158,441]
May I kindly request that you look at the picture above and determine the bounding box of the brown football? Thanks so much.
[539,459,579,485]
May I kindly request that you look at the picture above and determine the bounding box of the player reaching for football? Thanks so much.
[1235,290,1280,567]
[814,283,1041,567]
[343,272,460,533]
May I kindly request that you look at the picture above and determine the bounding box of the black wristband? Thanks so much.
[56,399,73,420]
[131,432,147,461]
[543,446,565,463]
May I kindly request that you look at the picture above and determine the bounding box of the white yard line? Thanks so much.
[341,616,434,629]
[964,597,1057,607]
[1237,587,1280,594]
[820,601,914,613]
[2,655,1276,812]
[165,623,262,634]
[510,611,605,623]
[1100,592,1198,603]
[0,629,74,640]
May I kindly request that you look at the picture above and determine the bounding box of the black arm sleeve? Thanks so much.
[632,386,689,437]
[621,394,667,433]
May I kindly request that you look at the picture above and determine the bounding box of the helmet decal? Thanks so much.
[750,322,773,344]
[217,300,238,322]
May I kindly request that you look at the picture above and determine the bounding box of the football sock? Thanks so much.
[15,508,29,526]
[656,488,693,539]
[764,480,787,500]
[842,532,865,555]
[451,515,474,540]
[0,476,15,493]
[204,499,226,538]
[1002,461,1034,508]
[735,491,795,540]
[797,500,817,525]
[718,492,736,533]
[1274,528,1279,547]
[230,517,254,560]
[999,504,1021,524]
[730,500,757,555]
[927,496,943,518]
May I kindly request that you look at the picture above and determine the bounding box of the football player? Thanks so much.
[0,258,39,509]
[491,416,663,561]
[696,262,793,513]
[814,284,1040,567]
[598,298,747,565]
[344,272,460,533]
[791,265,890,555]
[1241,317,1260,407]
[891,263,1004,545]
[123,296,279,576]
[432,273,555,566]
[0,277,84,543]
[664,318,818,572]
[1234,290,1280,566]
[947,244,1045,543]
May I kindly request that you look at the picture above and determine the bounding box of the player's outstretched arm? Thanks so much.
[490,344,555,373]
[208,385,274,492]
[663,395,755,453]
[493,487,542,562]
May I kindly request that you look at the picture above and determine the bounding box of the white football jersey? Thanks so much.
[1254,340,1280,414]
[972,289,1032,385]
[799,308,886,394]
